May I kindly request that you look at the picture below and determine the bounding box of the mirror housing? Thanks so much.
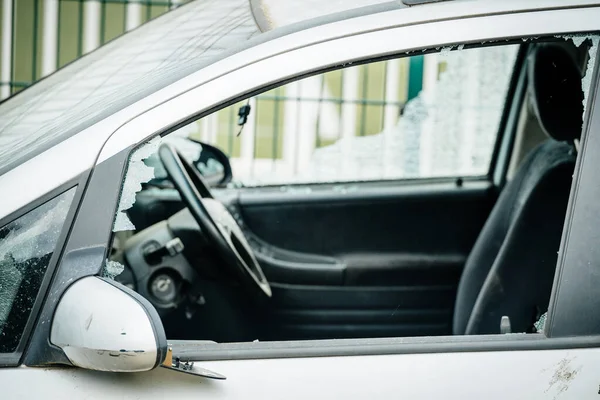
[189,140,233,188]
[50,276,167,372]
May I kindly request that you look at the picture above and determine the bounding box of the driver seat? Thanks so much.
[453,43,584,335]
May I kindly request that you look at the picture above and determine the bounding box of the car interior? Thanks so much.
[110,39,589,343]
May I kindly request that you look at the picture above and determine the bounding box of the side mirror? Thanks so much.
[189,140,233,188]
[50,276,167,372]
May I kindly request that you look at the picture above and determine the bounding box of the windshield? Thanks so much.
[0,0,261,173]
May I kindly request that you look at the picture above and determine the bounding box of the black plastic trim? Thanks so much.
[187,139,234,187]
[170,334,600,361]
[24,148,131,367]
[255,248,344,286]
[239,180,493,206]
[492,45,529,187]
[0,353,21,368]
[486,39,528,183]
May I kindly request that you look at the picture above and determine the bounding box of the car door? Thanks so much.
[130,44,520,340]
[3,2,600,399]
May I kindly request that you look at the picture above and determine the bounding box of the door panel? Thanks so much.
[236,180,498,339]
[266,283,454,339]
[7,345,599,400]
[239,181,495,255]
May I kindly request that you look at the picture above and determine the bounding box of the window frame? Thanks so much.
[20,6,600,367]
[0,176,85,367]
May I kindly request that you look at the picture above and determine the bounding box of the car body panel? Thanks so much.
[4,347,600,399]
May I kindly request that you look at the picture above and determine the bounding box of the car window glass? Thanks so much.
[0,188,75,352]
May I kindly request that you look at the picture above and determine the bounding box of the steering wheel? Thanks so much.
[158,143,271,300]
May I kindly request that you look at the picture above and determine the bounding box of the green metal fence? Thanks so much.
[0,0,189,98]
[194,59,419,161]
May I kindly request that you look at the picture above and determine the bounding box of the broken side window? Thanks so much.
[113,130,204,234]
[0,188,76,352]
[107,131,203,279]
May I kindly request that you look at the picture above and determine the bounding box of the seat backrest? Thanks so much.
[453,43,584,335]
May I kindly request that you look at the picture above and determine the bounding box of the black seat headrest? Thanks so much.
[528,44,584,142]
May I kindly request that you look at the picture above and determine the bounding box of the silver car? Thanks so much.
[1,0,600,398]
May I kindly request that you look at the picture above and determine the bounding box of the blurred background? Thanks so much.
[0,1,192,99]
